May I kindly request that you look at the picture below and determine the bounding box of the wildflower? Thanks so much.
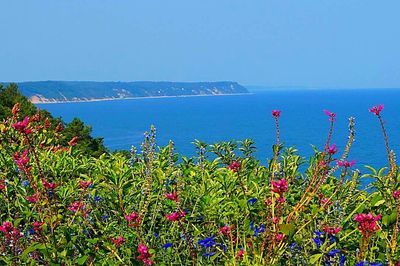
[68,136,78,147]
[0,180,5,191]
[68,201,84,212]
[250,222,265,237]
[93,195,101,202]
[44,118,51,129]
[219,225,234,236]
[198,236,216,248]
[111,236,125,247]
[369,104,384,116]
[162,243,172,249]
[124,212,142,227]
[202,251,217,258]
[272,110,281,118]
[328,144,338,155]
[79,180,93,189]
[247,198,257,206]
[165,192,179,201]
[12,116,32,134]
[392,190,400,199]
[165,211,185,222]
[322,225,342,235]
[13,150,30,170]
[33,221,44,232]
[313,231,324,248]
[137,243,154,265]
[42,179,58,190]
[354,213,381,236]
[26,194,38,203]
[275,233,284,241]
[228,161,241,172]
[323,109,336,122]
[22,180,29,187]
[237,248,244,259]
[11,103,20,117]
[337,160,355,168]
[271,178,288,194]
[276,196,285,203]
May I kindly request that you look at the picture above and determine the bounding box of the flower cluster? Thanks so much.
[228,161,241,172]
[166,211,185,222]
[124,212,142,227]
[271,178,288,195]
[368,104,384,116]
[354,213,381,237]
[137,243,154,265]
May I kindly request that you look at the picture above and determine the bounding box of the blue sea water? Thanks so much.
[37,88,400,172]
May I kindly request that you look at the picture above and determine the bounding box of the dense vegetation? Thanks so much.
[0,83,107,157]
[0,93,399,265]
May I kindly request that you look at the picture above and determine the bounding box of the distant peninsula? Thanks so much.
[5,81,249,103]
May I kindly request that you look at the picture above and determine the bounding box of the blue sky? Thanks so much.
[1,0,399,87]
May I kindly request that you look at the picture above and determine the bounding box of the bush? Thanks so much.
[0,104,399,265]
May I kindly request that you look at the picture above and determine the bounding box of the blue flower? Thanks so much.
[339,254,346,266]
[101,215,109,221]
[327,249,340,257]
[93,196,101,202]
[355,262,366,266]
[251,223,265,237]
[202,251,216,258]
[198,236,216,248]
[22,180,29,187]
[162,243,172,249]
[247,198,257,206]
[154,232,159,238]
[370,263,383,266]
[313,231,325,248]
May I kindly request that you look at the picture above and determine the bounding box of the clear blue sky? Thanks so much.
[1,0,399,87]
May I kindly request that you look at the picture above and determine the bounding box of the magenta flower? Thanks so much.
[79,180,92,189]
[271,179,288,195]
[392,190,400,199]
[13,150,30,170]
[275,233,284,241]
[26,194,38,203]
[323,109,336,122]
[111,236,125,247]
[68,201,84,212]
[165,192,179,201]
[137,243,154,265]
[369,104,384,116]
[166,211,185,222]
[328,144,338,155]
[272,110,281,118]
[124,212,142,227]
[237,248,244,259]
[354,213,381,236]
[228,161,241,172]
[337,160,355,168]
[42,179,59,190]
[33,221,44,232]
[219,225,234,236]
[322,225,342,235]
[12,116,31,134]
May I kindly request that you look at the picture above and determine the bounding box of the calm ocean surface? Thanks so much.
[37,89,400,172]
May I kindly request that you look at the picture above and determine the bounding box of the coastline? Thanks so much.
[31,92,252,104]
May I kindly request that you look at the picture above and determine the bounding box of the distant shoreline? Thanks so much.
[32,92,252,104]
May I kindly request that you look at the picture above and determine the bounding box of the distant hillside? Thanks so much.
[6,81,249,103]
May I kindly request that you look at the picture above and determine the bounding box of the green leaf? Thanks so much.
[77,255,88,265]
[309,253,323,264]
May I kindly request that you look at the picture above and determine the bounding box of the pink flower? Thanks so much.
[68,201,84,212]
[42,179,58,190]
[237,248,244,259]
[0,180,5,191]
[272,110,281,118]
[13,150,30,170]
[369,104,384,116]
[219,225,234,236]
[328,144,338,155]
[337,160,355,168]
[33,221,44,232]
[354,213,381,236]
[111,236,125,247]
[165,192,179,201]
[124,212,142,227]
[272,217,279,224]
[228,161,241,172]
[68,136,78,147]
[322,225,342,235]
[323,109,336,122]
[26,194,38,203]
[393,190,400,199]
[271,179,288,194]
[79,180,93,189]
[275,233,284,241]
[166,211,185,222]
[12,116,32,134]
[137,243,153,265]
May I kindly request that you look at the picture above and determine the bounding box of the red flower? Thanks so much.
[111,236,125,247]
[79,180,93,189]
[219,225,234,236]
[0,180,5,191]
[26,194,38,203]
[337,160,355,168]
[275,233,284,241]
[124,212,142,227]
[237,248,244,259]
[11,103,20,117]
[322,225,342,235]
[228,161,241,172]
[13,150,30,170]
[44,118,51,129]
[393,190,400,200]
[137,243,154,265]
[165,192,179,201]
[369,104,384,116]
[271,110,281,118]
[33,221,44,232]
[12,116,32,134]
[271,179,288,195]
[68,136,78,147]
[68,201,85,212]
[354,213,381,236]
[327,144,338,155]
[323,109,336,122]
[42,179,58,190]
[166,211,185,222]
